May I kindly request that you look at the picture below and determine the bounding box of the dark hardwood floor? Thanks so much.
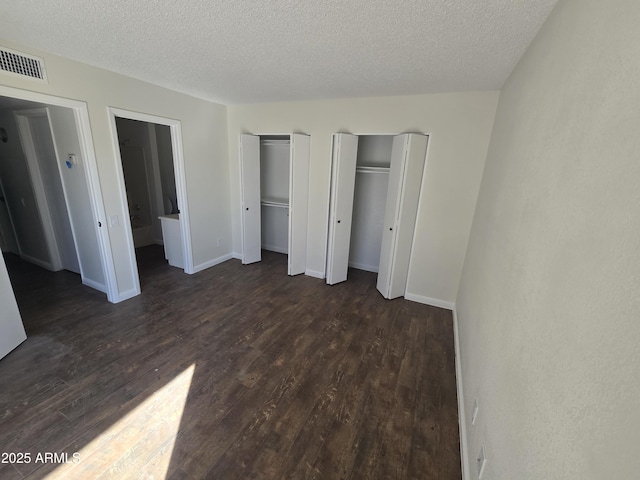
[0,247,461,479]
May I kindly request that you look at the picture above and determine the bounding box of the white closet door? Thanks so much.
[239,134,262,264]
[288,134,310,275]
[0,255,26,361]
[326,133,358,285]
[377,134,428,299]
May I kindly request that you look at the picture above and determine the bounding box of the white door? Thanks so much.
[48,106,107,290]
[377,134,428,299]
[239,134,261,264]
[31,113,80,273]
[288,134,310,275]
[326,133,358,285]
[0,255,26,361]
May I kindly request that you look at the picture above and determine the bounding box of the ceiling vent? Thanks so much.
[0,47,47,82]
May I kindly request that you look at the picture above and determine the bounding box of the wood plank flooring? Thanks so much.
[0,247,461,479]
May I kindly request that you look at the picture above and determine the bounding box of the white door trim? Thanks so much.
[107,107,193,282]
[0,85,117,302]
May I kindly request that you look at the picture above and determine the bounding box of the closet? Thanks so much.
[326,133,428,299]
[239,133,310,275]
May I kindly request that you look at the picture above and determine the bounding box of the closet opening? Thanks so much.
[239,133,310,276]
[326,132,428,299]
[259,135,291,257]
[348,135,393,273]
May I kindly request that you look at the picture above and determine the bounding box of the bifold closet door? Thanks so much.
[326,133,358,285]
[377,134,428,299]
[239,134,261,264]
[288,134,310,275]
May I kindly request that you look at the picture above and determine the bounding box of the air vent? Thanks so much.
[0,47,47,82]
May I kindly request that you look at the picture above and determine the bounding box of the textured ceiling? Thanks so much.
[0,0,559,105]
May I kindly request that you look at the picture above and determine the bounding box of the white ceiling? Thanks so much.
[0,0,559,105]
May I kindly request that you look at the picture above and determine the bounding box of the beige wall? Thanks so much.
[0,38,229,298]
[456,0,640,478]
[228,92,499,304]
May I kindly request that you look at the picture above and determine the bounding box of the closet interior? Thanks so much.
[260,136,290,255]
[239,133,310,276]
[326,133,428,299]
[349,135,393,272]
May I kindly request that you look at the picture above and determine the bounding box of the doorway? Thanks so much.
[0,96,108,294]
[108,108,192,294]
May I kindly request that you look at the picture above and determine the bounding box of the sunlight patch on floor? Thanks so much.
[46,364,195,480]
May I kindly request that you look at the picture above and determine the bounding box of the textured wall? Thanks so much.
[228,92,499,304]
[456,0,640,478]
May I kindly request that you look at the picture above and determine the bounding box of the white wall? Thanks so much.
[456,0,640,478]
[0,38,230,298]
[228,93,499,303]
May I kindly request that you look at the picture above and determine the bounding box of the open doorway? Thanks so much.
[0,96,108,294]
[108,108,192,293]
[114,117,178,283]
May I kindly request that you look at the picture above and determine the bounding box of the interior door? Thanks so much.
[377,134,428,299]
[288,134,310,275]
[31,113,80,273]
[239,134,261,264]
[326,133,358,285]
[48,105,106,290]
[0,255,26,361]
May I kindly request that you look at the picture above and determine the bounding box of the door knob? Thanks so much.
[337,220,341,223]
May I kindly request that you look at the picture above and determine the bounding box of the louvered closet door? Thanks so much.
[326,133,358,285]
[239,134,261,264]
[377,134,428,299]
[288,134,310,275]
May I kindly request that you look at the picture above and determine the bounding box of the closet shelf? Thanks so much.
[260,139,290,146]
[261,197,289,208]
[356,165,390,174]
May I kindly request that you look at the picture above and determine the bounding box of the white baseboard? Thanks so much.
[348,261,379,273]
[232,252,243,260]
[192,253,233,274]
[20,253,55,272]
[404,292,455,310]
[305,268,325,279]
[82,277,108,294]
[262,245,288,255]
[110,287,140,303]
[453,307,470,480]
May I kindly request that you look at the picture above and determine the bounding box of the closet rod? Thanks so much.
[260,139,290,146]
[356,166,390,174]
[261,200,289,208]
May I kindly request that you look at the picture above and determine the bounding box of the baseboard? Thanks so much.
[262,245,288,255]
[404,292,455,310]
[82,277,108,294]
[192,253,233,273]
[305,268,325,279]
[232,252,243,260]
[348,261,378,273]
[20,253,55,272]
[453,307,470,480]
[110,287,140,303]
